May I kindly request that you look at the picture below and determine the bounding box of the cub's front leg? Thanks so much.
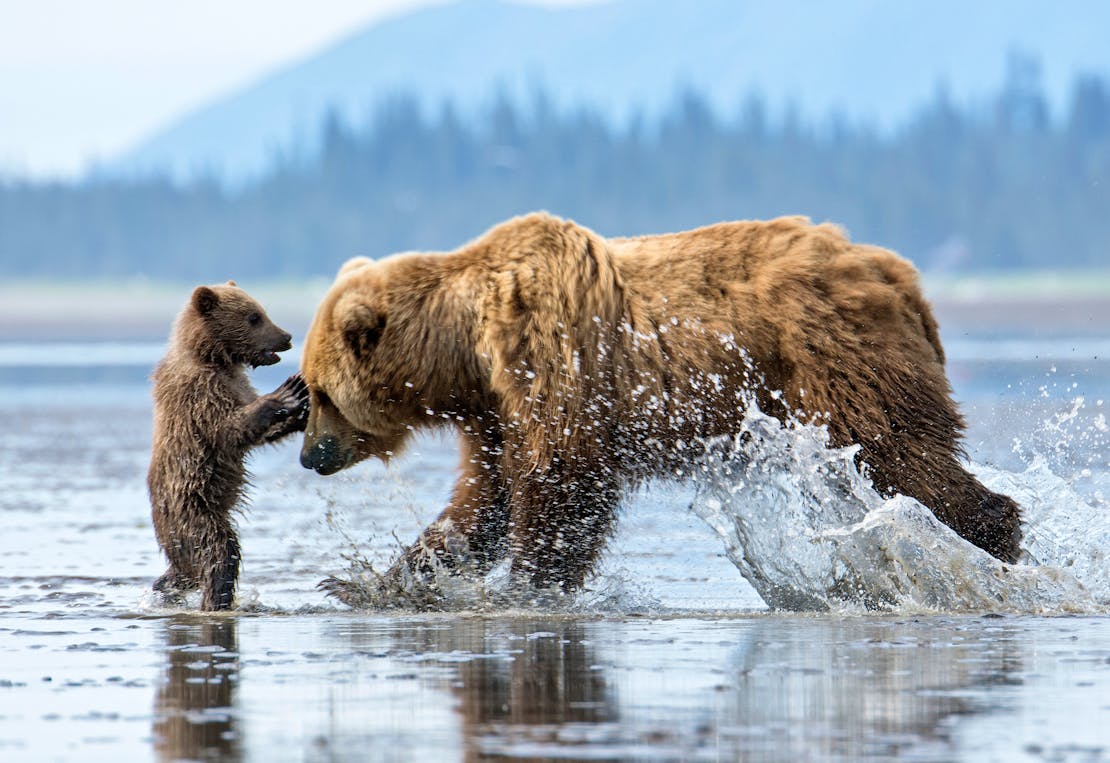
[263,372,310,442]
[225,379,303,450]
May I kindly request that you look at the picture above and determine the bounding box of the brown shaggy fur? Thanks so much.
[149,282,309,610]
[300,213,1022,593]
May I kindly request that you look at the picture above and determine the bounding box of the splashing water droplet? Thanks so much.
[690,404,1102,614]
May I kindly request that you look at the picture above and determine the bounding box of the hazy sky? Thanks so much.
[0,0,595,178]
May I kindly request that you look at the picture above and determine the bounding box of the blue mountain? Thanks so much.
[108,0,1110,182]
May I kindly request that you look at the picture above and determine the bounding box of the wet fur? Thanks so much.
[148,282,308,610]
[300,213,1022,594]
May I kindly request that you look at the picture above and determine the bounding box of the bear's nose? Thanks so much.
[276,331,293,352]
[301,436,347,475]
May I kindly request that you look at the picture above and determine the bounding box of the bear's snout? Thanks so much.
[272,330,293,352]
[251,330,292,367]
[301,435,349,475]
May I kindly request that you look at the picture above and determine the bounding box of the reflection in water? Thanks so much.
[133,614,1096,762]
[377,617,1023,761]
[152,617,241,762]
[719,618,1024,760]
[399,619,615,762]
[327,617,1027,760]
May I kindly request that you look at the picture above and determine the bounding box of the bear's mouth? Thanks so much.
[253,350,282,367]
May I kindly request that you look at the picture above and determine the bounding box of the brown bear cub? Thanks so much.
[148,281,308,611]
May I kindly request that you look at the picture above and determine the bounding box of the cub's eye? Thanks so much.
[248,313,261,326]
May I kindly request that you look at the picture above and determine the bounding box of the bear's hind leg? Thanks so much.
[866,448,1023,564]
[971,488,1023,563]
[923,472,1023,564]
[784,322,1023,565]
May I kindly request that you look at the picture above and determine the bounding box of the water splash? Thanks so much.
[690,404,1105,614]
[976,457,1110,601]
[319,536,661,614]
[320,397,1108,616]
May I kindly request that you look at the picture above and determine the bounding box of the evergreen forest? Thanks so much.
[2,61,1108,281]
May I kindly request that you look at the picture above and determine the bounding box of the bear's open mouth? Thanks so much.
[254,350,282,367]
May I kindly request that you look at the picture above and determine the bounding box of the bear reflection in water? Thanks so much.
[416,619,1024,761]
[147,618,1025,761]
[299,212,1022,597]
[152,619,240,762]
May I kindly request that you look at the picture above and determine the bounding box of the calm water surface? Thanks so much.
[1,336,1109,762]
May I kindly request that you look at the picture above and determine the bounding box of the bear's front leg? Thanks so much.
[508,469,621,592]
[381,432,510,588]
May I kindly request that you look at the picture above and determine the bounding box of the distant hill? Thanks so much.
[106,0,1110,183]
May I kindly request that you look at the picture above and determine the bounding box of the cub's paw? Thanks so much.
[256,394,293,427]
[274,371,308,405]
[278,372,310,426]
[260,373,310,439]
[272,373,310,424]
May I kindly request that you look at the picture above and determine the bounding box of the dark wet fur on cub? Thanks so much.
[148,282,308,611]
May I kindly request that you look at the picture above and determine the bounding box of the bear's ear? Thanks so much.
[341,304,387,360]
[192,286,219,316]
[226,279,238,287]
[337,257,373,279]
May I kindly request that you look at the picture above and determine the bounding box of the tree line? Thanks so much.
[1,58,1108,281]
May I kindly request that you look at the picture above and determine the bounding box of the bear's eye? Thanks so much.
[248,313,261,327]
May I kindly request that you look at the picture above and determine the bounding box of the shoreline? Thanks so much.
[0,279,1108,341]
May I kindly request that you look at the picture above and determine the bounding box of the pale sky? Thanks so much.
[0,0,596,179]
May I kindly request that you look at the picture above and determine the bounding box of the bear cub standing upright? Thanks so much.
[148,281,309,611]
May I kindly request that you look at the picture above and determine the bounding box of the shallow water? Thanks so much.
[6,613,1110,762]
[2,336,1110,760]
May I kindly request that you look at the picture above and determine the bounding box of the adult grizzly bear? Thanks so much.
[300,213,1022,592]
[149,282,309,610]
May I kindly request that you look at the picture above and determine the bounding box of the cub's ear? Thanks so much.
[341,304,387,360]
[192,286,219,316]
[226,279,238,287]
